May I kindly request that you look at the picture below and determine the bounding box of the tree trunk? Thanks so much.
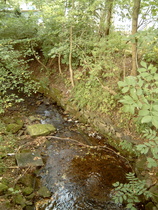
[69,0,75,87]
[131,0,141,76]
[104,0,114,36]
[58,53,62,74]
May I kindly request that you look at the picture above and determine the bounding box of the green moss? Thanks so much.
[14,194,26,207]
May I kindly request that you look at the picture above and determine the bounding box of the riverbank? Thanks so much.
[0,60,158,209]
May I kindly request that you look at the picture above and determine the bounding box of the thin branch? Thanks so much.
[30,42,49,72]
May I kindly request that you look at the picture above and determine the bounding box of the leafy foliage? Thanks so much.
[136,129,158,168]
[0,40,38,113]
[113,172,152,210]
[118,61,158,128]
[72,76,116,113]
[138,28,158,65]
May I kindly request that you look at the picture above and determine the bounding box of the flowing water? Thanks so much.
[28,95,131,210]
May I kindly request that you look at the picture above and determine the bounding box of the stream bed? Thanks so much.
[3,94,132,209]
[30,94,131,209]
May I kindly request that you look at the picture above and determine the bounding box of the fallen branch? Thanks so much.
[46,135,133,171]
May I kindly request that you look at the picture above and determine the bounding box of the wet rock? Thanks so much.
[0,183,8,195]
[28,115,42,123]
[26,124,56,137]
[15,152,44,167]
[38,186,51,198]
[22,187,34,196]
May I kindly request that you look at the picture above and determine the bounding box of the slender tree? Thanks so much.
[98,0,114,37]
[131,0,141,76]
[69,0,75,87]
[105,0,114,36]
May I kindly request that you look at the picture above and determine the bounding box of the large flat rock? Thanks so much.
[15,152,44,167]
[27,124,56,137]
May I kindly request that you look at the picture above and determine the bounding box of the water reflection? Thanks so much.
[39,140,131,209]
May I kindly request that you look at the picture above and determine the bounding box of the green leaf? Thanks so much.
[136,144,146,151]
[118,81,125,87]
[141,116,152,123]
[137,79,144,87]
[122,95,135,104]
[146,75,153,81]
[129,105,135,114]
[147,157,158,168]
[130,88,138,100]
[113,182,120,187]
[152,116,158,128]
[119,196,123,204]
[151,147,158,159]
[143,147,149,154]
[141,72,149,78]
[123,194,127,200]
[153,105,158,111]
[140,61,147,68]
[154,74,158,80]
[136,88,143,95]
[138,109,149,116]
[122,86,129,93]
[151,111,158,117]
[125,76,136,86]
[138,67,146,73]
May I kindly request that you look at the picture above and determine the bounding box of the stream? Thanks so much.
[7,94,131,209]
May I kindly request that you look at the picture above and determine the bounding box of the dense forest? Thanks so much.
[0,0,158,209]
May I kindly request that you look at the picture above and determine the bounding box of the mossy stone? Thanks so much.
[6,123,23,133]
[22,187,34,196]
[18,174,34,187]
[38,186,51,198]
[27,124,56,137]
